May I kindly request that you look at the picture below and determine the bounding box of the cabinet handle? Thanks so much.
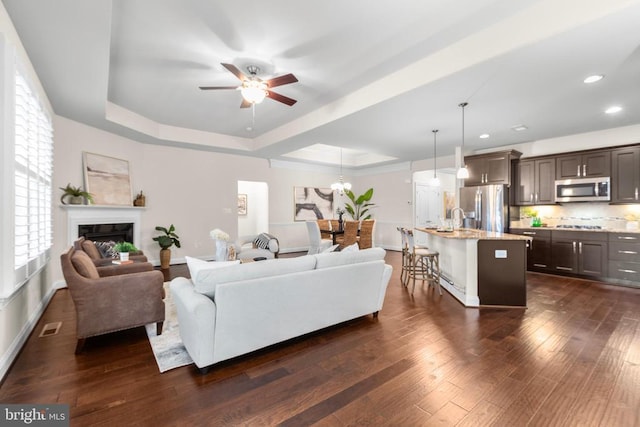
[535,193,539,203]
[618,269,638,274]
[577,165,581,176]
[635,187,638,200]
[573,241,576,253]
[579,241,582,254]
[618,250,638,254]
[617,236,638,240]
[530,193,534,203]
[557,266,573,271]
[533,263,547,268]
[523,231,536,235]
[583,164,587,176]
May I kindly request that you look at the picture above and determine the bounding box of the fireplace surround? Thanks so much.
[63,205,143,248]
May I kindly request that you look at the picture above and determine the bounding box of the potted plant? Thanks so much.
[153,224,180,269]
[59,183,93,205]
[113,241,138,262]
[344,188,375,220]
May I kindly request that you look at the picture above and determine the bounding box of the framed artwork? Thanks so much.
[83,152,132,206]
[294,187,334,221]
[237,194,247,215]
[443,190,456,219]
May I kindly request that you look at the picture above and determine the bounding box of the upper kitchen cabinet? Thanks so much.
[556,150,611,179]
[464,150,521,186]
[611,146,640,203]
[514,157,555,205]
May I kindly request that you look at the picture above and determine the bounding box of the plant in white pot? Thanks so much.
[153,224,181,269]
[113,241,138,262]
[59,183,93,205]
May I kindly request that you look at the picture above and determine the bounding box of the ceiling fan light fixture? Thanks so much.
[241,79,267,104]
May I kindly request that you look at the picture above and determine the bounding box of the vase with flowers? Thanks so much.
[336,207,345,231]
[210,228,230,261]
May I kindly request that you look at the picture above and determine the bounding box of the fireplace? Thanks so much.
[63,205,143,248]
[78,223,134,243]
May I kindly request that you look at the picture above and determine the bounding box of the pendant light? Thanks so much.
[456,102,470,179]
[330,148,352,195]
[430,129,441,186]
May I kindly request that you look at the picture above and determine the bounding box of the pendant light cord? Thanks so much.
[432,129,438,177]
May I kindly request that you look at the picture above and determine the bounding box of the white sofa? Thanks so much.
[170,248,392,372]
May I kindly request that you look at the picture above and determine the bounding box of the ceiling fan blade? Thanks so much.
[199,86,238,90]
[221,63,247,81]
[265,73,298,88]
[240,98,252,108]
[267,90,297,106]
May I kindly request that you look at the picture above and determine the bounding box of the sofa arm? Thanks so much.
[96,261,154,277]
[170,278,217,368]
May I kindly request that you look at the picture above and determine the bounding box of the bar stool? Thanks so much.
[405,229,442,295]
[397,227,410,287]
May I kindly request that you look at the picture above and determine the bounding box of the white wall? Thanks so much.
[237,180,268,237]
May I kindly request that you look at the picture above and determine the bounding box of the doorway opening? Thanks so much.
[237,181,269,237]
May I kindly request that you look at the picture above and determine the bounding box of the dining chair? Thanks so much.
[329,219,341,232]
[338,220,359,248]
[306,221,333,254]
[404,228,441,295]
[358,220,375,249]
[317,219,332,240]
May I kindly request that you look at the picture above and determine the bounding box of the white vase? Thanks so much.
[215,240,228,262]
[120,252,129,262]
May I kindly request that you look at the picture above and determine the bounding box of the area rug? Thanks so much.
[145,282,193,373]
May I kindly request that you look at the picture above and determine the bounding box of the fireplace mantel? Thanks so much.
[61,205,144,247]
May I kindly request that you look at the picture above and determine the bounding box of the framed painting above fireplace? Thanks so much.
[83,152,132,206]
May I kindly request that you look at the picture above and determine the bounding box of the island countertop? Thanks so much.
[415,227,532,241]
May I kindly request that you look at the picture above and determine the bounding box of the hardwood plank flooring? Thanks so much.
[2,251,640,426]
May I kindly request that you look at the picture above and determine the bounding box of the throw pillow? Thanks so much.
[341,242,360,253]
[71,250,100,279]
[185,256,240,281]
[322,244,339,253]
[94,240,117,258]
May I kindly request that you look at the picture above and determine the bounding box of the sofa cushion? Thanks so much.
[81,239,104,260]
[71,250,100,279]
[185,256,240,281]
[322,244,339,253]
[194,255,317,298]
[314,247,386,270]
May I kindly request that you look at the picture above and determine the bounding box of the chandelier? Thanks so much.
[456,102,470,179]
[331,148,352,195]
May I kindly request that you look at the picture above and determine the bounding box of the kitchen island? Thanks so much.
[415,228,531,307]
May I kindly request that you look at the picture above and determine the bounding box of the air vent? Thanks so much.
[39,322,62,337]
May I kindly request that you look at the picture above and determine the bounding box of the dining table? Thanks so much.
[319,229,344,245]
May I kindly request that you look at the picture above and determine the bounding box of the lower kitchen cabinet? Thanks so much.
[551,231,608,277]
[608,233,640,282]
[510,228,551,271]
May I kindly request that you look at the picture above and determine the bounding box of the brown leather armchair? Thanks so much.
[74,237,152,277]
[61,245,165,353]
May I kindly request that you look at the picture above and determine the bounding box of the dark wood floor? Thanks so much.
[2,251,639,426]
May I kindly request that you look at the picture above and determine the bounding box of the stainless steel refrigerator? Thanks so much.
[459,185,512,232]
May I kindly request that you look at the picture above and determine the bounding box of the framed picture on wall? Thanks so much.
[83,152,132,206]
[238,194,247,215]
[294,186,334,221]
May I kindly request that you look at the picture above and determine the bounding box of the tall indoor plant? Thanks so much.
[344,188,375,220]
[153,224,180,269]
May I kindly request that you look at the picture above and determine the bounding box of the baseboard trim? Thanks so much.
[0,286,57,384]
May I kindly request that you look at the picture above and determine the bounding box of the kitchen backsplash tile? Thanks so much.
[515,203,640,230]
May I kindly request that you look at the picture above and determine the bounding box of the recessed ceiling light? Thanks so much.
[479,133,490,139]
[583,75,604,84]
[605,106,622,114]
[511,125,528,132]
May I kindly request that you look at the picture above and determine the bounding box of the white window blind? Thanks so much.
[13,69,53,287]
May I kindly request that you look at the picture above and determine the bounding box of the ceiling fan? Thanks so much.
[199,63,298,108]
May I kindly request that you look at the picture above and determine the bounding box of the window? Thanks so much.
[12,66,53,288]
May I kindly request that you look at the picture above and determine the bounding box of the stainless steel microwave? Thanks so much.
[555,177,610,202]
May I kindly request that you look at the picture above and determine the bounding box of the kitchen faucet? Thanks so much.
[451,207,466,228]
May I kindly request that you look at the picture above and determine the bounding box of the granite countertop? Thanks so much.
[511,226,640,234]
[415,228,531,241]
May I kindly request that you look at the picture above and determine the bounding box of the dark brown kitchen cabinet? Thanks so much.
[510,228,551,271]
[464,150,521,186]
[611,146,640,203]
[551,231,608,277]
[608,233,640,282]
[514,158,555,205]
[556,151,611,179]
